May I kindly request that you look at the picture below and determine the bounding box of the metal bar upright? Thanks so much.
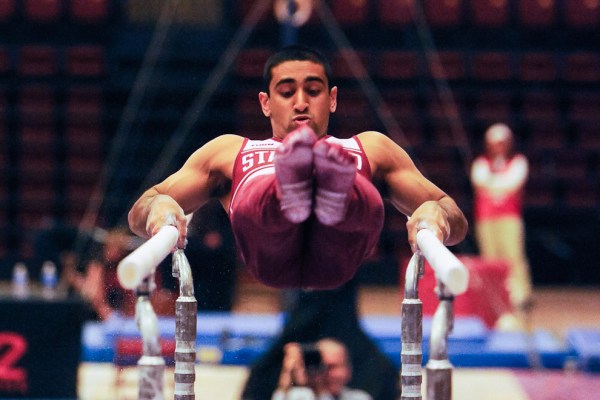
[401,253,425,399]
[135,276,165,400]
[172,249,197,400]
[425,283,455,400]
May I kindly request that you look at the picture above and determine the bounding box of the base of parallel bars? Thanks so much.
[138,355,165,400]
[425,359,453,400]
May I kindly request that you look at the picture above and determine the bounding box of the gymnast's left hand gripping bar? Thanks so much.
[118,226,179,289]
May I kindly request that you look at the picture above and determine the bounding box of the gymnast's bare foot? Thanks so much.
[313,140,357,226]
[274,125,317,223]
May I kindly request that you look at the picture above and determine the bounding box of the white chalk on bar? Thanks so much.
[117,226,179,289]
[416,229,469,295]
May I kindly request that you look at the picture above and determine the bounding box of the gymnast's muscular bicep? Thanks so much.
[152,134,242,214]
[361,131,447,216]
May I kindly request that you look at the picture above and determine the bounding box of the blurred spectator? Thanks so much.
[64,226,175,320]
[241,277,399,400]
[273,338,372,400]
[470,123,533,329]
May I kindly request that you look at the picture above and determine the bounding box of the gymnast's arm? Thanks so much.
[359,131,468,252]
[128,134,243,248]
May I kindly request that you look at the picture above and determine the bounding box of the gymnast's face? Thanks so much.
[259,60,337,139]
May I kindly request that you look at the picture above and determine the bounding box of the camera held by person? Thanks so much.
[272,339,372,400]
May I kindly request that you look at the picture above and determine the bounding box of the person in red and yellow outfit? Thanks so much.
[471,123,533,330]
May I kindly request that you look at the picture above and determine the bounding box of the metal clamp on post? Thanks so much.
[135,276,165,400]
[172,249,197,400]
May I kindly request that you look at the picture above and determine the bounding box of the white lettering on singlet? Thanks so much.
[241,150,276,172]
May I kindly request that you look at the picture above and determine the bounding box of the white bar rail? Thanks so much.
[117,226,179,289]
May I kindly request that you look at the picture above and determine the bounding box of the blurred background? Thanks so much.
[0,0,599,399]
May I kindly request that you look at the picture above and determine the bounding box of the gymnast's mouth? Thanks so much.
[293,115,311,124]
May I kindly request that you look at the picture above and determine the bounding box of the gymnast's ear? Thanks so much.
[259,92,271,117]
[329,86,338,113]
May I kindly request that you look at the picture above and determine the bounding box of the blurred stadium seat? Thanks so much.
[565,0,600,29]
[65,45,106,77]
[563,52,600,83]
[377,0,415,27]
[517,52,559,82]
[424,0,464,27]
[518,0,556,28]
[18,46,59,77]
[24,0,62,23]
[469,0,510,27]
[470,51,513,82]
[376,50,421,81]
[69,0,109,23]
[0,0,15,21]
[330,0,370,26]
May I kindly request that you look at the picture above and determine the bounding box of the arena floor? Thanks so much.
[78,285,600,400]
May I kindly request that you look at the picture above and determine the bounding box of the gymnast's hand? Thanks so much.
[406,200,451,253]
[145,194,188,249]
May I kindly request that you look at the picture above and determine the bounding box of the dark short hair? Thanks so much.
[262,45,332,92]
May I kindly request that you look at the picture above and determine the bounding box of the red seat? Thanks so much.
[517,52,558,82]
[65,86,103,123]
[563,52,600,83]
[565,0,600,29]
[378,0,415,27]
[471,51,513,81]
[24,0,62,22]
[330,0,369,26]
[235,0,275,25]
[381,89,420,119]
[377,50,421,80]
[524,177,556,207]
[0,46,10,75]
[424,0,463,27]
[65,153,103,182]
[65,181,96,210]
[526,121,565,151]
[469,0,510,27]
[18,45,59,77]
[330,49,371,79]
[575,122,600,151]
[0,0,15,21]
[520,90,560,122]
[18,85,55,122]
[234,48,272,78]
[567,92,600,122]
[65,45,106,77]
[18,123,55,153]
[426,89,466,122]
[472,90,514,123]
[18,181,56,207]
[69,0,109,23]
[518,0,556,28]
[427,51,466,81]
[552,150,588,181]
[64,123,104,153]
[17,151,56,180]
[17,209,55,231]
[563,179,598,209]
